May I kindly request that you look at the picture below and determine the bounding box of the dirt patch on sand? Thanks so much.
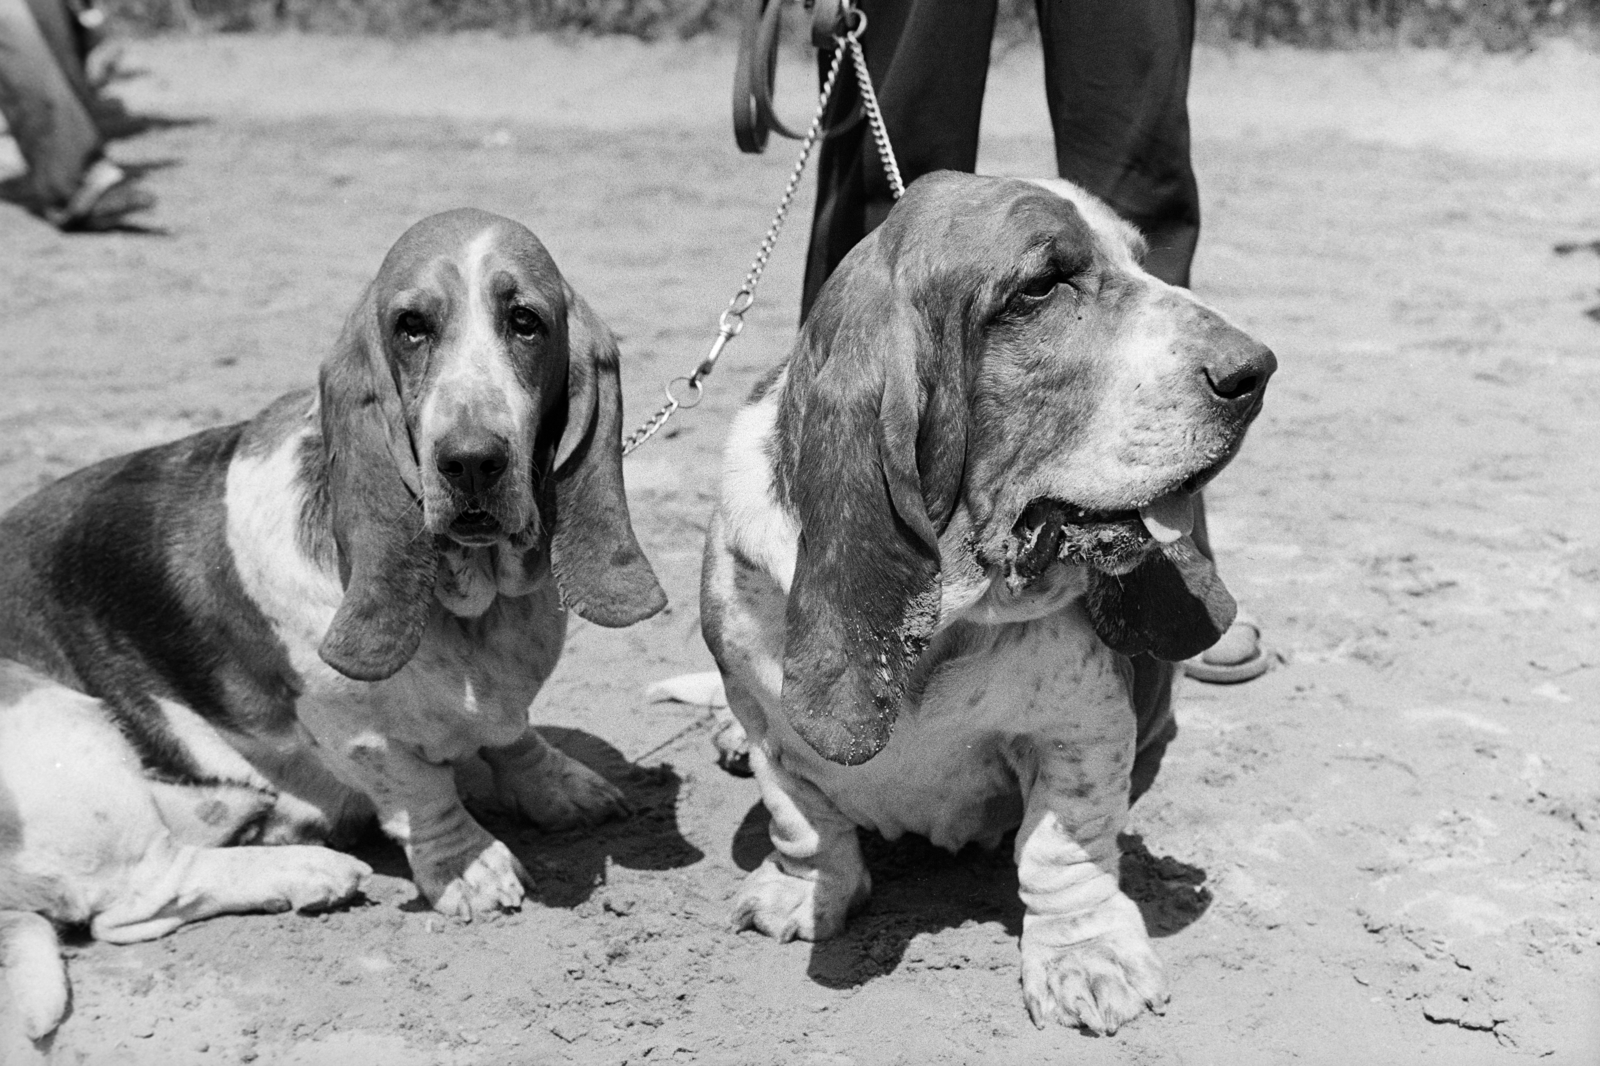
[1,32,1597,1066]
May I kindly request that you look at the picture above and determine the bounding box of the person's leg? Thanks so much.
[1036,0,1262,695]
[0,0,150,229]
[1035,0,1199,288]
[1186,491,1267,683]
[0,0,102,209]
[1127,655,1176,804]
[800,0,999,320]
[22,0,94,104]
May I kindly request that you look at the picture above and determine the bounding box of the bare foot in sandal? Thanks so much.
[1183,616,1270,683]
[43,158,154,231]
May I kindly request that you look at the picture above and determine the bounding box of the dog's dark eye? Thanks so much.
[1005,272,1059,316]
[508,306,543,339]
[395,311,429,344]
[1019,274,1057,299]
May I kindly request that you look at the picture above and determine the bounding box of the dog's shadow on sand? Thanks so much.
[351,726,703,911]
[732,803,1210,989]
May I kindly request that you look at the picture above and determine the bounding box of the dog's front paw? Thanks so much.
[0,913,68,1042]
[729,855,870,942]
[711,708,752,777]
[273,845,372,911]
[493,752,630,832]
[414,836,530,921]
[1020,898,1169,1035]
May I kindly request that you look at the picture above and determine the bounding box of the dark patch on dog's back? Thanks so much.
[235,387,315,461]
[0,425,302,783]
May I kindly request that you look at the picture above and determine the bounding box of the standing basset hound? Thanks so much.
[0,209,665,1050]
[700,173,1276,1034]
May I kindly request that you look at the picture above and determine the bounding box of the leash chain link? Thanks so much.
[621,2,901,456]
[843,15,904,200]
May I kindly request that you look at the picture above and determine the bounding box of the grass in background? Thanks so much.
[103,0,1599,49]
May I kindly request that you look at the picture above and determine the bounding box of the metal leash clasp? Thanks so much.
[669,289,753,414]
[703,288,753,382]
[622,0,901,457]
[809,0,861,47]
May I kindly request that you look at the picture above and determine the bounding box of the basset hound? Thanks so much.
[700,173,1276,1034]
[0,209,664,1049]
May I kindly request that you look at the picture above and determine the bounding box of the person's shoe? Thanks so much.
[43,159,154,232]
[1183,617,1269,684]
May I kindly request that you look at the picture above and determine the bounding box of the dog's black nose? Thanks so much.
[435,433,510,497]
[1202,336,1277,405]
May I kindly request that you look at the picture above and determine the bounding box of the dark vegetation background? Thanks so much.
[103,0,1600,50]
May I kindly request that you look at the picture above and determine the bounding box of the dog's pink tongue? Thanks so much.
[1139,493,1194,545]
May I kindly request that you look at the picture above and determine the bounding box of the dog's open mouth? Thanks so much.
[448,506,503,545]
[1004,491,1197,588]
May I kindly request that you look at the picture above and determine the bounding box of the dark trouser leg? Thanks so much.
[0,0,102,210]
[1035,0,1200,288]
[1131,498,1211,803]
[1128,655,1176,805]
[1034,0,1206,799]
[23,0,94,102]
[799,0,998,321]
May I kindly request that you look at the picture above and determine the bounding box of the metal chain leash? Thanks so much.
[843,12,903,200]
[621,1,901,456]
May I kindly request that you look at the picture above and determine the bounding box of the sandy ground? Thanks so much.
[2,28,1599,1066]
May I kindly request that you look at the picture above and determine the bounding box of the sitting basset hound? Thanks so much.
[700,173,1275,1034]
[0,209,665,1050]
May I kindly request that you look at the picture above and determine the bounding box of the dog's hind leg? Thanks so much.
[146,780,276,848]
[0,667,371,945]
[89,840,371,945]
[0,910,68,1043]
[472,728,629,831]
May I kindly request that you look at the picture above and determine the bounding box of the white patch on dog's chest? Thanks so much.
[436,545,498,617]
[711,372,1130,851]
[381,588,566,760]
[779,604,1128,852]
[225,427,562,763]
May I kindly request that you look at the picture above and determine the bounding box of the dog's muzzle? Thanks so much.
[1001,461,1222,587]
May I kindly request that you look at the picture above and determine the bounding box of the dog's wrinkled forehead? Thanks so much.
[879,173,1143,285]
[1017,177,1148,270]
[373,208,566,317]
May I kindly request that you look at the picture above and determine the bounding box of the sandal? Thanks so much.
[1183,617,1270,684]
[43,159,154,232]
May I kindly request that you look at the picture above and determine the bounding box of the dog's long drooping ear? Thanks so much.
[778,235,967,766]
[1083,537,1236,662]
[547,286,667,628]
[317,287,440,681]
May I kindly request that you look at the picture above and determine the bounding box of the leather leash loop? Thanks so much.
[753,0,804,142]
[734,0,862,156]
[623,1,901,455]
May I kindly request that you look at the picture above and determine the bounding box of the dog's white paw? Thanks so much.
[418,837,529,922]
[272,846,372,912]
[494,753,630,832]
[1020,902,1169,1034]
[729,856,870,942]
